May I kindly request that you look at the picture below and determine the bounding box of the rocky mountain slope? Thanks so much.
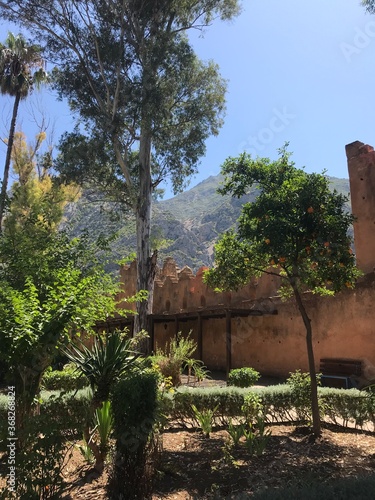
[65,174,351,272]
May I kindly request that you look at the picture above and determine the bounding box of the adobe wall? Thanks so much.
[118,257,280,314]
[346,141,375,274]
[116,140,375,377]
[151,273,375,376]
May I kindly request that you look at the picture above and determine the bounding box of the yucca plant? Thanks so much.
[63,331,142,407]
[63,332,143,473]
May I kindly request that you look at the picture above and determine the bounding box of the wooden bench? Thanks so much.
[319,358,362,389]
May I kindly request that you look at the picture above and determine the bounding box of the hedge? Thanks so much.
[41,368,89,391]
[0,384,374,442]
[166,385,375,430]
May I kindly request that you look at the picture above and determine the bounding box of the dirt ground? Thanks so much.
[2,375,375,498]
[57,423,375,499]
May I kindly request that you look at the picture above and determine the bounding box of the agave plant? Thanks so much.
[63,332,142,407]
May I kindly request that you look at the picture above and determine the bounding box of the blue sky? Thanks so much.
[1,1,375,199]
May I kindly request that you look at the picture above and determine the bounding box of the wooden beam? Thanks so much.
[148,315,154,354]
[175,315,179,341]
[197,312,203,361]
[226,309,232,380]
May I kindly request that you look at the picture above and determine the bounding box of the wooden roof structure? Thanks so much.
[95,306,278,377]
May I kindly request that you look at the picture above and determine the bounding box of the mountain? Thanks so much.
[64,174,351,272]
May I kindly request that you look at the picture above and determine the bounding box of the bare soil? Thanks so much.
[2,375,375,498]
[53,423,375,499]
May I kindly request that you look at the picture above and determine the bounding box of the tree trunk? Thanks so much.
[14,367,44,450]
[0,91,21,232]
[292,285,321,437]
[133,127,157,354]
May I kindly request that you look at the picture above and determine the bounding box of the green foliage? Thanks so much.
[63,331,142,406]
[76,434,95,465]
[92,400,114,464]
[170,386,255,427]
[205,145,361,294]
[108,371,160,500]
[243,417,272,457]
[166,384,375,431]
[241,392,264,424]
[12,412,73,499]
[191,404,218,438]
[228,367,261,388]
[320,387,375,429]
[152,331,198,386]
[287,370,323,423]
[205,145,362,437]
[41,364,89,391]
[0,163,118,431]
[226,419,245,447]
[38,388,92,440]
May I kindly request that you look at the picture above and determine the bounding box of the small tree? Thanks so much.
[204,145,361,437]
[0,131,117,440]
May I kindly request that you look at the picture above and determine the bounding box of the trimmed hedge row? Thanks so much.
[0,388,92,447]
[1,384,374,442]
[41,367,89,391]
[166,385,375,430]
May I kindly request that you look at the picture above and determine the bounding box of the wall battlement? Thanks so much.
[118,256,280,314]
[113,141,375,377]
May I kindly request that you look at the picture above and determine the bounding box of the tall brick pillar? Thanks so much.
[346,141,375,274]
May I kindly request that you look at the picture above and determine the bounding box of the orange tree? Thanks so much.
[204,145,361,437]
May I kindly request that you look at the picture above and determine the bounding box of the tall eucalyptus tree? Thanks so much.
[0,1,242,345]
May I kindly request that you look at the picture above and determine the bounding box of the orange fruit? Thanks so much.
[265,238,270,245]
[307,207,314,214]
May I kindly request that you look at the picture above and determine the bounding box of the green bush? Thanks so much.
[107,371,160,500]
[0,388,92,451]
[227,367,261,388]
[152,331,198,387]
[319,387,375,429]
[170,386,254,426]
[41,364,89,391]
[40,388,92,438]
[167,384,375,431]
[13,412,71,499]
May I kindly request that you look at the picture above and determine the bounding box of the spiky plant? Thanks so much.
[63,332,142,407]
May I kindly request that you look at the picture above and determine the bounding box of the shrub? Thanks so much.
[168,384,375,431]
[228,367,261,388]
[107,371,160,500]
[41,364,89,391]
[13,411,74,499]
[63,331,142,406]
[286,370,323,424]
[319,387,375,429]
[169,386,258,427]
[242,392,264,424]
[152,331,198,387]
[40,388,92,439]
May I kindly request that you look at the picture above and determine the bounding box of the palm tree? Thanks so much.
[0,32,47,231]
